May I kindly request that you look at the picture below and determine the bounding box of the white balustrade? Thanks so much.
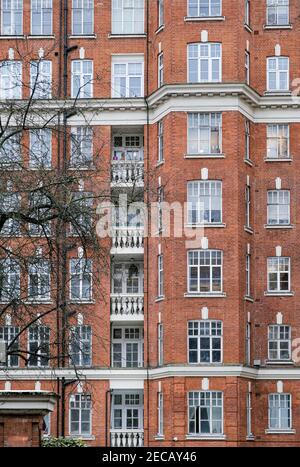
[110,294,144,318]
[111,161,144,185]
[112,227,144,250]
[110,430,144,447]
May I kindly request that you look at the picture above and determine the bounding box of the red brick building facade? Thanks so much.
[0,0,300,447]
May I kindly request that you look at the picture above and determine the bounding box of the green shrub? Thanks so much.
[42,437,87,447]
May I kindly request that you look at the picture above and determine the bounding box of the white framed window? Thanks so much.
[157,392,164,436]
[69,325,92,367]
[246,322,251,365]
[29,128,52,168]
[111,391,144,430]
[267,124,289,159]
[268,325,291,361]
[70,191,93,235]
[157,254,164,297]
[268,393,291,430]
[112,55,144,98]
[246,253,251,296]
[158,52,163,88]
[71,60,93,98]
[188,43,221,83]
[72,0,93,35]
[267,257,290,293]
[158,323,163,366]
[70,258,92,301]
[157,120,164,162]
[112,262,143,294]
[0,257,20,302]
[70,394,92,435]
[187,180,222,225]
[267,190,290,225]
[1,0,23,35]
[111,0,144,35]
[31,0,52,35]
[266,0,289,26]
[0,130,22,167]
[245,50,250,84]
[245,119,250,160]
[267,56,289,92]
[188,0,222,17]
[28,325,50,367]
[70,126,93,167]
[157,0,164,27]
[112,327,144,368]
[245,185,251,228]
[30,60,52,99]
[188,250,222,294]
[188,320,222,364]
[0,61,22,99]
[157,186,164,232]
[0,192,21,236]
[246,391,253,438]
[245,0,250,25]
[28,192,51,236]
[188,113,221,155]
[43,413,51,436]
[28,259,51,301]
[188,391,223,435]
[0,326,19,366]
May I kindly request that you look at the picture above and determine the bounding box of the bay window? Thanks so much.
[188,320,222,364]
[188,43,221,83]
[188,250,222,294]
[188,391,223,435]
[188,113,221,155]
[267,56,289,92]
[187,180,222,225]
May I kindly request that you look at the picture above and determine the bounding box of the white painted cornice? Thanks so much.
[2,365,300,381]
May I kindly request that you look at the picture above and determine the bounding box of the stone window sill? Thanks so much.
[69,34,96,39]
[184,292,226,298]
[156,159,165,167]
[27,35,55,39]
[184,16,225,22]
[185,223,226,228]
[266,360,294,365]
[108,33,146,39]
[0,35,25,39]
[264,157,292,162]
[186,434,226,440]
[184,153,225,159]
[264,90,292,96]
[264,291,294,297]
[264,224,293,229]
[264,24,292,30]
[265,429,295,435]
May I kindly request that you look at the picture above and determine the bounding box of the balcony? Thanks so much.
[110,390,144,447]
[111,227,144,255]
[111,161,144,187]
[111,133,144,188]
[110,430,144,447]
[111,294,144,321]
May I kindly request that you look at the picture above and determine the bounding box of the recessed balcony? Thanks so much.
[110,262,144,321]
[111,133,144,187]
[110,390,144,447]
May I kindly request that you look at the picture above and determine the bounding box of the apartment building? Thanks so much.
[0,0,300,447]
